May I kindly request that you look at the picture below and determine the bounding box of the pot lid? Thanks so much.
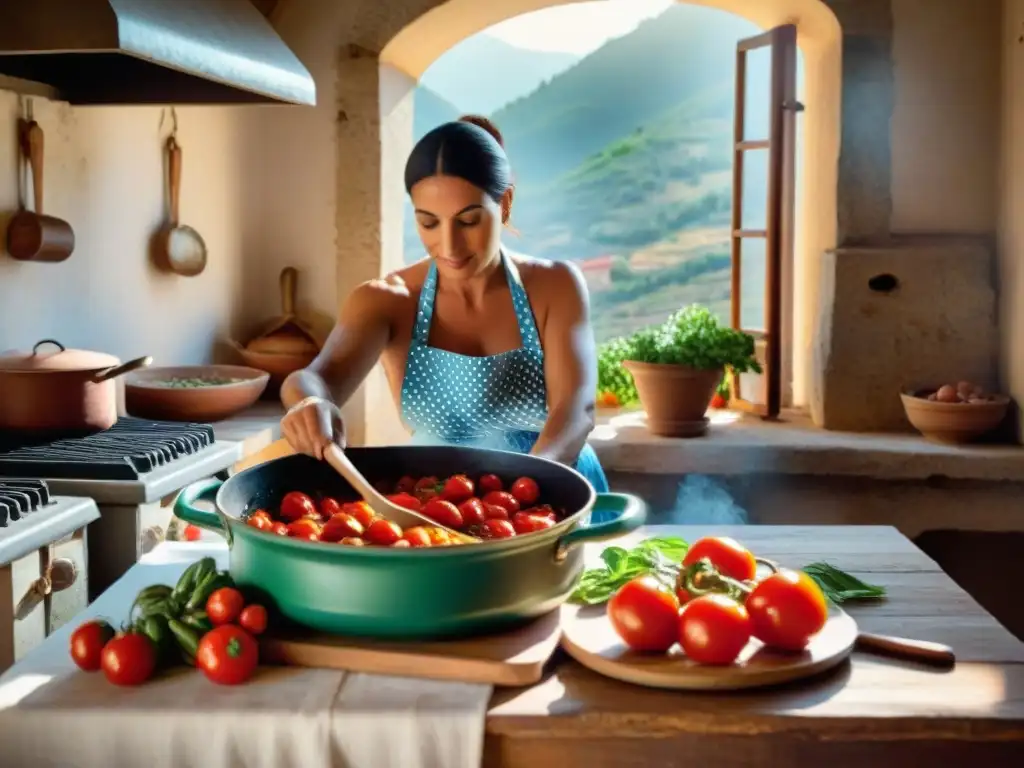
[0,339,120,372]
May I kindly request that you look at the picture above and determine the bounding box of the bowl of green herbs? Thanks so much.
[125,365,269,423]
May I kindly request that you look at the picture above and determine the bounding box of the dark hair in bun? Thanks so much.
[404,115,514,215]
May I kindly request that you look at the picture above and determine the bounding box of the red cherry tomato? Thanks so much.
[520,504,557,522]
[746,569,828,651]
[239,604,268,636]
[479,519,516,539]
[101,633,157,686]
[339,536,365,546]
[478,474,503,494]
[320,512,365,543]
[365,518,403,546]
[246,514,272,531]
[387,493,422,512]
[421,499,464,529]
[509,477,540,506]
[425,527,456,546]
[482,490,520,515]
[458,498,487,526]
[441,474,475,503]
[279,491,319,523]
[196,625,259,686]
[206,587,246,626]
[414,476,440,494]
[396,475,416,494]
[682,536,758,582]
[677,594,752,665]
[402,526,433,547]
[343,501,376,529]
[183,524,202,542]
[69,619,116,672]
[286,518,322,541]
[483,503,509,521]
[270,521,288,536]
[319,497,343,518]
[392,539,411,548]
[511,512,556,535]
[607,575,680,652]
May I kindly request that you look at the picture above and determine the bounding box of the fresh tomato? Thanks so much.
[709,393,727,409]
[746,569,828,651]
[511,512,556,535]
[396,475,416,494]
[270,521,288,536]
[509,477,540,506]
[279,491,319,523]
[320,512,365,543]
[101,633,157,686]
[402,526,433,547]
[478,474,503,494]
[458,498,487,526]
[387,493,422,512]
[206,587,246,626]
[365,518,403,546]
[319,497,343,518]
[248,509,271,523]
[183,524,202,542]
[421,499,464,529]
[482,491,520,515]
[392,539,411,548]
[247,513,272,531]
[483,503,509,521]
[677,594,752,665]
[69,619,116,672]
[521,504,557,522]
[479,519,516,539]
[339,536,365,546]
[239,604,268,636]
[425,527,455,546]
[196,625,259,685]
[441,474,475,503]
[286,518,322,541]
[682,536,757,582]
[343,501,376,529]
[607,575,680,652]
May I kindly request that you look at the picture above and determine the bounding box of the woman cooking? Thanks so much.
[280,115,609,493]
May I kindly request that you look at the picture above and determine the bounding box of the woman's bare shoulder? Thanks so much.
[511,252,588,302]
[348,260,429,304]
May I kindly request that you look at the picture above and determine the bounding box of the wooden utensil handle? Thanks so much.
[856,632,955,667]
[281,267,298,316]
[26,121,44,215]
[167,136,181,226]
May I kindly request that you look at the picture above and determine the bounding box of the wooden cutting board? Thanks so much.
[560,602,858,691]
[261,609,562,687]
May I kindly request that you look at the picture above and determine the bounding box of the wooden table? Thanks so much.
[483,525,1024,767]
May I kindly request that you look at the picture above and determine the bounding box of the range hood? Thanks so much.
[0,0,316,106]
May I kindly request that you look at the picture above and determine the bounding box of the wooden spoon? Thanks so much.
[323,445,480,544]
[855,632,956,668]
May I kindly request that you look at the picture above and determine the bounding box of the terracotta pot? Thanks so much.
[900,390,1011,444]
[0,339,152,433]
[623,361,723,437]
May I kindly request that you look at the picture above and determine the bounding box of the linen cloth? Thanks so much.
[0,542,492,768]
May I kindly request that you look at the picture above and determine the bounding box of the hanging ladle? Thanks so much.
[324,445,480,544]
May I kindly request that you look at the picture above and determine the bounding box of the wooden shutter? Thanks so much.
[729,24,799,418]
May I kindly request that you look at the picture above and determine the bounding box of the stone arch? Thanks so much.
[376,0,843,410]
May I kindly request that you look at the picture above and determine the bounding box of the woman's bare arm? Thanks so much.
[281,280,396,413]
[530,261,598,465]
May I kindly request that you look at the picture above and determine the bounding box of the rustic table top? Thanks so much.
[483,525,1024,767]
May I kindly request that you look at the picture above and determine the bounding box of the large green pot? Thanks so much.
[175,447,645,640]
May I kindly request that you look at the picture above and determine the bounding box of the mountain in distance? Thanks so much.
[491,5,761,188]
[413,86,461,141]
[420,33,581,117]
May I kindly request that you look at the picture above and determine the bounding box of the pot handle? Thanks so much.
[94,355,153,382]
[174,477,226,535]
[555,492,647,562]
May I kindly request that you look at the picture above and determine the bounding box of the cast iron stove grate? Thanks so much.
[0,419,216,481]
[0,478,50,528]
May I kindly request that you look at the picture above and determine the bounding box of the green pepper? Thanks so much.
[182,610,213,635]
[186,573,232,613]
[168,618,201,662]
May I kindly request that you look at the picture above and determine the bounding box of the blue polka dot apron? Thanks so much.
[400,253,609,493]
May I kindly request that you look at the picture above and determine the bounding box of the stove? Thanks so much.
[0,479,99,673]
[0,419,241,600]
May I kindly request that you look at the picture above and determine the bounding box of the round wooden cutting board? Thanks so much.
[560,602,858,691]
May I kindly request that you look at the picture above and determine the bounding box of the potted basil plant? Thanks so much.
[597,305,761,437]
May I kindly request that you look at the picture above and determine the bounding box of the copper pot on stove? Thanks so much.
[0,340,152,433]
